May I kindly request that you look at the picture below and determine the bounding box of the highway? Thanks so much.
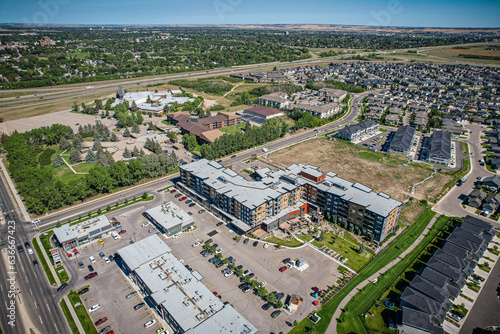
[0,174,68,334]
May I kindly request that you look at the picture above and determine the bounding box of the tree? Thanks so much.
[123,128,131,137]
[53,154,64,168]
[257,287,268,297]
[70,150,81,164]
[276,300,283,309]
[135,111,144,124]
[242,275,250,282]
[132,123,140,133]
[92,139,101,151]
[293,320,298,327]
[72,101,79,112]
[349,224,354,233]
[110,132,118,142]
[131,100,138,112]
[94,99,102,111]
[123,147,132,158]
[72,136,82,151]
[85,150,97,163]
[358,243,365,254]
[251,280,259,289]
[317,231,324,242]
[280,121,289,137]
[81,102,86,113]
[266,293,276,303]
[369,234,375,243]
[245,121,251,132]
[59,137,69,151]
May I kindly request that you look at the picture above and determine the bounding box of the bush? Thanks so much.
[210,104,225,111]
[39,148,56,166]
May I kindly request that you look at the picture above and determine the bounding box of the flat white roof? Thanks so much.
[53,215,111,244]
[146,202,194,231]
[117,234,172,271]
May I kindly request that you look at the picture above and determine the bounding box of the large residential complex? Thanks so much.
[118,235,257,334]
[426,130,452,166]
[166,111,242,143]
[397,215,494,334]
[178,159,402,243]
[336,120,379,142]
[388,126,416,157]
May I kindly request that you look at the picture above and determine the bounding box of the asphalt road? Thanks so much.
[0,175,68,334]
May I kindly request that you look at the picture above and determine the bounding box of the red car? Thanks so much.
[67,253,72,257]
[84,272,98,280]
[95,317,108,326]
[73,248,79,254]
[118,230,126,235]
[106,331,114,334]
[312,287,319,293]
[179,196,187,201]
[170,189,177,193]
[213,291,218,296]
[279,266,287,272]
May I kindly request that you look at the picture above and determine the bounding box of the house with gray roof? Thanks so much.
[336,120,378,141]
[427,131,452,166]
[388,126,416,157]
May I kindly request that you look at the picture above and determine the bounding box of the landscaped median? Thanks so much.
[32,237,56,286]
[288,207,436,334]
[60,298,79,334]
[67,290,98,334]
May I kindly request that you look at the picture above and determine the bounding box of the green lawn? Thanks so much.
[308,232,373,272]
[60,299,80,334]
[219,123,246,134]
[338,215,450,334]
[265,236,303,248]
[73,163,95,173]
[288,208,436,334]
[67,291,98,334]
[32,237,57,286]
[39,231,55,264]
[46,163,87,183]
[55,265,70,284]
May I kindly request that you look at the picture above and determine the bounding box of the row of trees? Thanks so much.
[3,124,178,214]
[199,119,287,160]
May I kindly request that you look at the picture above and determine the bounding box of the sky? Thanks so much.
[0,0,499,28]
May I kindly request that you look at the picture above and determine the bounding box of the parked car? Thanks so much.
[198,209,206,214]
[271,310,282,318]
[88,265,94,272]
[216,248,223,254]
[134,303,145,311]
[125,292,137,299]
[148,228,157,233]
[174,194,182,198]
[95,317,108,326]
[89,256,96,263]
[242,285,252,293]
[243,270,251,276]
[282,258,290,264]
[85,272,98,280]
[144,320,156,328]
[192,242,201,247]
[262,303,272,310]
[170,189,177,193]
[279,266,288,272]
[99,326,111,334]
[253,241,258,247]
[172,233,180,239]
[78,287,89,295]
[142,222,150,227]
[78,262,85,269]
[185,200,193,204]
[118,230,126,235]
[179,196,187,201]
[216,222,224,226]
[263,243,269,248]
[88,304,101,313]
[243,238,249,244]
[189,203,196,207]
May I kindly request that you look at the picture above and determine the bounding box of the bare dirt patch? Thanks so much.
[268,138,453,203]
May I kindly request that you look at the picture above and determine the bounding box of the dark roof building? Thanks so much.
[400,287,451,324]
[427,131,452,166]
[244,106,284,120]
[409,275,450,305]
[398,307,444,334]
[336,120,379,142]
[432,249,475,277]
[419,267,461,299]
[482,175,500,191]
[388,126,416,157]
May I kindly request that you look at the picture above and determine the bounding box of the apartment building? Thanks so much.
[318,88,348,103]
[257,92,290,109]
[388,126,416,157]
[336,120,379,142]
[178,159,402,243]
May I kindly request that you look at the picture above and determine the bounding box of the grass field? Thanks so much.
[46,163,87,183]
[67,291,98,334]
[60,299,80,334]
[288,208,436,334]
[265,236,303,248]
[73,162,95,173]
[269,138,452,210]
[421,44,500,65]
[219,122,246,134]
[299,232,373,272]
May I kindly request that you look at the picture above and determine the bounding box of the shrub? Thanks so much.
[39,148,56,166]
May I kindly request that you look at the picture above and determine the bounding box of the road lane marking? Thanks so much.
[0,284,3,292]
[47,303,51,313]
[54,323,59,332]
[39,315,43,324]
[30,288,33,295]
[34,301,37,308]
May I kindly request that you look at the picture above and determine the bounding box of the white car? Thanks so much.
[224,271,233,277]
[263,243,269,249]
[104,257,110,264]
[88,304,100,313]
[89,256,96,263]
[142,222,150,227]
[172,233,180,239]
[27,248,34,255]
[192,242,201,248]
[216,248,223,254]
[260,281,267,287]
[144,320,156,328]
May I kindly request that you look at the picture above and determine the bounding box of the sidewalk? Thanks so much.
[0,157,31,221]
[325,214,441,334]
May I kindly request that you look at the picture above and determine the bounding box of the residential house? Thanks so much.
[481,175,500,192]
[427,131,452,166]
[336,120,379,142]
[388,126,416,157]
[467,188,486,208]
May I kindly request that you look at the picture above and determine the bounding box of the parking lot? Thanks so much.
[162,190,344,333]
[59,190,177,334]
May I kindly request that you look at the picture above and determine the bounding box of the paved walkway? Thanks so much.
[35,235,86,334]
[325,214,441,334]
[0,157,31,221]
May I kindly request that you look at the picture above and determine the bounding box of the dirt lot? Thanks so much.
[268,138,453,204]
